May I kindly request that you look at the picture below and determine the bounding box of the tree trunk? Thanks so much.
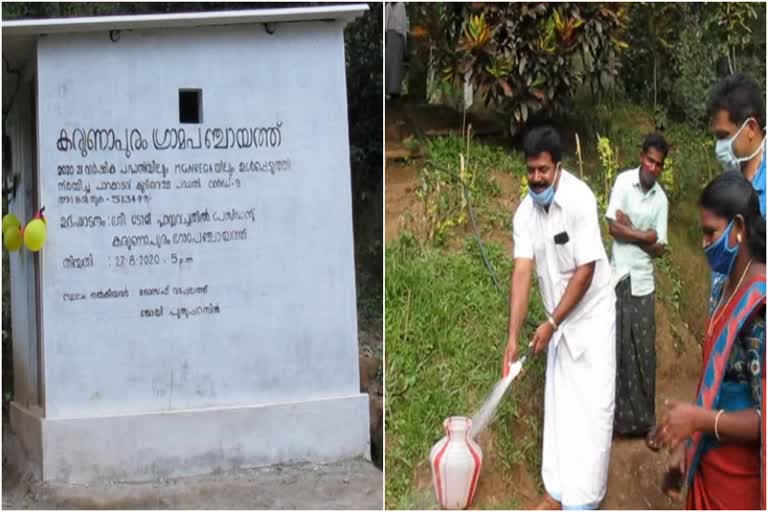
[653,54,657,109]
[727,47,734,74]
[407,41,429,103]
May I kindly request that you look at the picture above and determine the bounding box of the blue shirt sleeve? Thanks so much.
[753,148,766,218]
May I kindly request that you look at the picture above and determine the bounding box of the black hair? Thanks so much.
[699,171,765,263]
[642,132,669,159]
[706,73,766,131]
[523,126,562,164]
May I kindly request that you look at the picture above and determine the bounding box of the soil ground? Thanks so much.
[2,452,382,510]
[385,99,705,510]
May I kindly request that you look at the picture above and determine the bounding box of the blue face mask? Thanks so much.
[528,165,560,206]
[704,219,739,275]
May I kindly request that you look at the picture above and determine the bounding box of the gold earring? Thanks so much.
[737,234,743,243]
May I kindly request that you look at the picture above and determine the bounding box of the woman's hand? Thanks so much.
[657,400,703,451]
[662,443,686,499]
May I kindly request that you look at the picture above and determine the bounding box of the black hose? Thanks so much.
[401,109,539,330]
[423,159,539,332]
[424,159,504,295]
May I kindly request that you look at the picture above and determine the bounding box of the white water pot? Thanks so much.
[429,416,483,509]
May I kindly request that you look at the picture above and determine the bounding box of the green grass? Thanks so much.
[426,135,525,176]
[384,235,546,508]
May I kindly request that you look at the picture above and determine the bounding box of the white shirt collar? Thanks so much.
[551,168,572,208]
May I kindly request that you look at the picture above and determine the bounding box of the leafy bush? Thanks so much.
[429,3,629,132]
[414,135,523,245]
[596,134,619,215]
[621,2,766,123]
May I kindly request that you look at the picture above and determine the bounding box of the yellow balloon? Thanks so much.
[23,218,46,252]
[3,226,22,252]
[2,213,20,233]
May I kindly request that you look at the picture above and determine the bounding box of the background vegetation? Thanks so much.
[406,2,765,131]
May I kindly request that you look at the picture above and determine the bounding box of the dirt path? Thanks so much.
[385,161,419,243]
[602,301,702,510]
[602,374,698,510]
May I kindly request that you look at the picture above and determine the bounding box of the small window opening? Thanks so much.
[179,89,202,124]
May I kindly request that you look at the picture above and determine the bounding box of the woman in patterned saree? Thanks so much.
[657,171,765,509]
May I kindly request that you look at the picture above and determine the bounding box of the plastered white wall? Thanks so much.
[36,21,360,419]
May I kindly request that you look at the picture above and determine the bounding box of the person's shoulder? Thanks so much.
[612,168,637,189]
[514,195,533,218]
[618,168,638,180]
[656,184,669,205]
[561,169,597,206]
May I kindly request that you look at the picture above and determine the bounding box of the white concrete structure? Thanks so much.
[2,5,370,483]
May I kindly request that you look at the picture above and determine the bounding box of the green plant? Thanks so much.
[621,3,766,124]
[708,2,760,75]
[670,18,720,125]
[434,3,629,133]
[414,135,523,246]
[518,177,529,201]
[662,121,716,203]
[596,134,619,215]
[620,3,681,109]
[659,154,677,200]
[656,252,684,314]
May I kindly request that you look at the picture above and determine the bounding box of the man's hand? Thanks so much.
[608,214,658,245]
[615,209,633,227]
[505,258,533,378]
[529,320,555,355]
[502,337,518,377]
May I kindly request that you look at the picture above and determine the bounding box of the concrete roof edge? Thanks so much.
[1,4,369,37]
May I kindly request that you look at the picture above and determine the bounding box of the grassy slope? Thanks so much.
[385,238,547,508]
[385,102,713,509]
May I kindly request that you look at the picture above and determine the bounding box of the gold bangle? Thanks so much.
[714,409,725,441]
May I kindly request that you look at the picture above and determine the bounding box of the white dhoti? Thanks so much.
[512,169,618,509]
[542,311,616,510]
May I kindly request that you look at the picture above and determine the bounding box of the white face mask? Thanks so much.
[715,117,766,172]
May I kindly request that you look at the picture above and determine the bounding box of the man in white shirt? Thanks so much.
[504,126,616,510]
[606,133,669,439]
